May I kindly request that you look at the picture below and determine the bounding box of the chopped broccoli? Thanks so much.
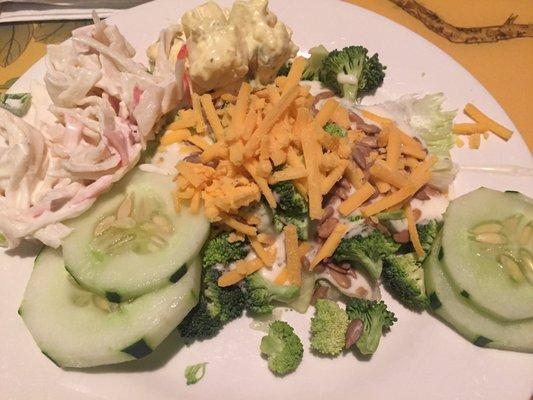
[332,230,400,280]
[178,234,247,340]
[383,253,429,310]
[271,181,309,240]
[184,362,207,385]
[376,209,405,221]
[345,298,396,355]
[319,45,386,101]
[244,272,299,315]
[179,268,246,339]
[0,92,31,117]
[310,299,349,356]
[323,122,347,138]
[301,45,329,81]
[272,181,308,215]
[202,232,249,268]
[417,220,442,255]
[273,214,308,241]
[260,320,303,375]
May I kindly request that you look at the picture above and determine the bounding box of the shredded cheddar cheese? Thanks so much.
[338,182,375,216]
[464,103,513,141]
[310,223,348,269]
[405,204,425,258]
[168,62,443,292]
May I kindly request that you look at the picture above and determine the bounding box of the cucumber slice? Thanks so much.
[441,188,533,321]
[62,169,209,301]
[424,234,533,353]
[19,248,201,368]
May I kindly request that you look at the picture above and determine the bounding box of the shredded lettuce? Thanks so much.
[0,92,31,117]
[374,93,457,191]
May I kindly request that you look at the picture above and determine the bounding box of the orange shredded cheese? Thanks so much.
[282,56,306,95]
[338,182,376,216]
[314,98,339,127]
[464,103,513,141]
[468,133,481,149]
[405,204,425,258]
[218,270,245,287]
[250,239,274,267]
[298,242,312,258]
[310,223,348,269]
[301,123,323,220]
[284,224,301,286]
[270,167,308,184]
[191,93,206,134]
[274,267,289,284]
[200,94,225,141]
[222,216,257,236]
[245,85,300,156]
[321,160,348,195]
[452,122,487,135]
[228,82,251,141]
[187,135,210,151]
[361,169,431,217]
[386,126,401,169]
[361,109,392,125]
[369,160,408,188]
[160,129,191,146]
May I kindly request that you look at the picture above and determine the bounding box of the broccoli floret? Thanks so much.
[178,234,247,340]
[417,220,442,255]
[319,45,386,101]
[345,298,396,355]
[271,181,309,240]
[310,299,349,356]
[272,181,308,215]
[204,268,246,322]
[301,45,329,81]
[383,253,429,310]
[332,230,400,280]
[202,232,249,268]
[244,272,299,315]
[178,299,222,339]
[273,214,308,241]
[179,268,246,339]
[260,321,303,375]
[323,122,347,138]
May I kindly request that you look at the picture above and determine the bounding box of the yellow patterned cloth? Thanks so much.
[0,2,531,150]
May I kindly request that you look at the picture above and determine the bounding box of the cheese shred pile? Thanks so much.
[161,57,439,285]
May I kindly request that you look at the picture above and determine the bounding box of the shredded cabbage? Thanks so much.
[374,93,457,191]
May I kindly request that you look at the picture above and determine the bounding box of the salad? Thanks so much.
[1,0,531,382]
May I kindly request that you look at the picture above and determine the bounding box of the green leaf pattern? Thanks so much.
[0,19,91,68]
[33,20,91,44]
[0,23,33,67]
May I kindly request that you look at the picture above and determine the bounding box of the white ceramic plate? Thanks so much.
[1,1,532,399]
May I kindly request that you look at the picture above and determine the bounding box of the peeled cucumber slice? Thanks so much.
[441,188,533,321]
[62,169,209,301]
[424,234,533,353]
[19,248,201,368]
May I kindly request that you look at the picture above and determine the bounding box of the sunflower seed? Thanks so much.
[345,319,364,349]
[93,215,116,236]
[116,195,133,219]
[519,224,531,246]
[329,269,351,289]
[499,255,525,283]
[470,222,503,235]
[474,232,507,245]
